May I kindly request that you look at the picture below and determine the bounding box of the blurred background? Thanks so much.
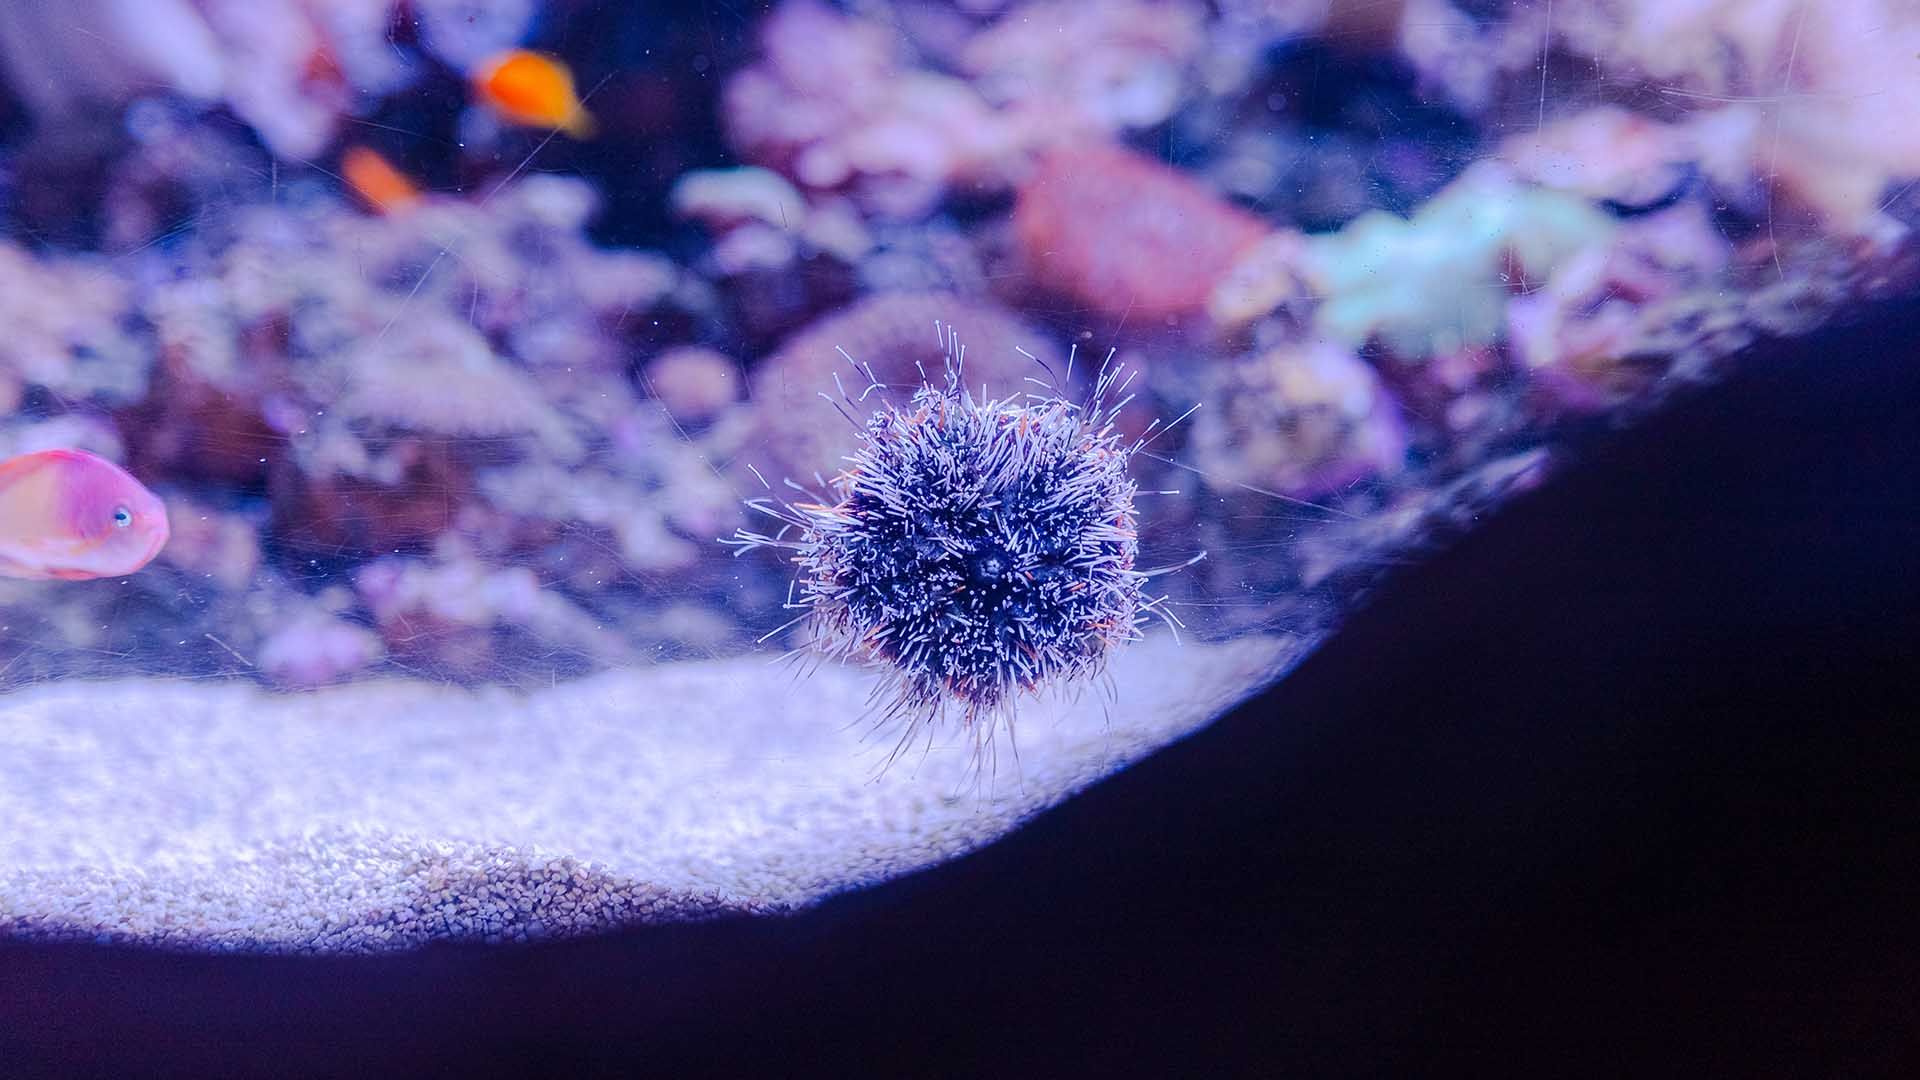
[0,0,1913,693]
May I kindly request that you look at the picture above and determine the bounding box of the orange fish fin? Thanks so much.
[562,107,598,140]
[341,146,422,215]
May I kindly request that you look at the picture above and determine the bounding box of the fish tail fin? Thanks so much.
[562,107,598,140]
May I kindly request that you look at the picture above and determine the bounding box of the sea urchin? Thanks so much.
[729,324,1183,757]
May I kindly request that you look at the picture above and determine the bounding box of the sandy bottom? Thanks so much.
[0,635,1292,953]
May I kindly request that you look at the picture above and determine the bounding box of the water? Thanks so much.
[0,0,1909,951]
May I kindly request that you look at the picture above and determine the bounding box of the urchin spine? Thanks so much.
[729,323,1186,757]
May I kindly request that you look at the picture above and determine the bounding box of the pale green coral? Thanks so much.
[1299,164,1616,357]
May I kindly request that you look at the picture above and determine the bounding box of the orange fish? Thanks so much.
[341,146,422,214]
[0,449,170,581]
[472,49,596,138]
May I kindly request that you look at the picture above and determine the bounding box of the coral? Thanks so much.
[0,0,1908,706]
[730,333,1147,743]
[0,0,226,125]
[0,243,149,406]
[1409,0,1920,237]
[1508,202,1732,410]
[1205,229,1314,329]
[1199,0,1344,99]
[153,498,262,592]
[723,0,1010,220]
[115,175,698,560]
[473,415,744,579]
[960,0,1207,139]
[1395,0,1548,113]
[669,166,809,233]
[749,291,1063,482]
[1187,341,1407,501]
[0,414,127,463]
[329,319,582,457]
[1497,107,1701,212]
[273,437,472,557]
[257,610,385,688]
[102,105,277,250]
[723,0,1221,222]
[857,220,987,295]
[1554,0,1807,98]
[669,169,874,347]
[0,0,413,160]
[198,0,407,160]
[1212,163,1617,357]
[1305,164,1615,356]
[640,347,742,428]
[1014,142,1269,321]
[356,541,630,676]
[0,0,535,163]
[0,162,754,678]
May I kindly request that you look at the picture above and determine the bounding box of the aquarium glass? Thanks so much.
[0,0,1909,951]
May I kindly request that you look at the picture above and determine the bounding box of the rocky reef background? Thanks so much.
[0,0,1914,691]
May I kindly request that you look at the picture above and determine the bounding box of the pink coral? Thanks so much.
[640,347,742,427]
[1014,142,1269,322]
[1497,107,1699,211]
[257,612,385,688]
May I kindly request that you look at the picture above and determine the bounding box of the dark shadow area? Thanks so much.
[4,298,1918,1075]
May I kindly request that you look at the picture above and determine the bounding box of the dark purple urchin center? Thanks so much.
[801,385,1143,722]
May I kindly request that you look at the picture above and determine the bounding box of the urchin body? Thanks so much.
[733,335,1157,749]
[806,385,1142,726]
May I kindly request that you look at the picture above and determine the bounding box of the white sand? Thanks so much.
[0,635,1292,953]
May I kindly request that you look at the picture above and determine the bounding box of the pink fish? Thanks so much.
[0,448,170,581]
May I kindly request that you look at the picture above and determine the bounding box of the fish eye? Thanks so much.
[111,506,133,529]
